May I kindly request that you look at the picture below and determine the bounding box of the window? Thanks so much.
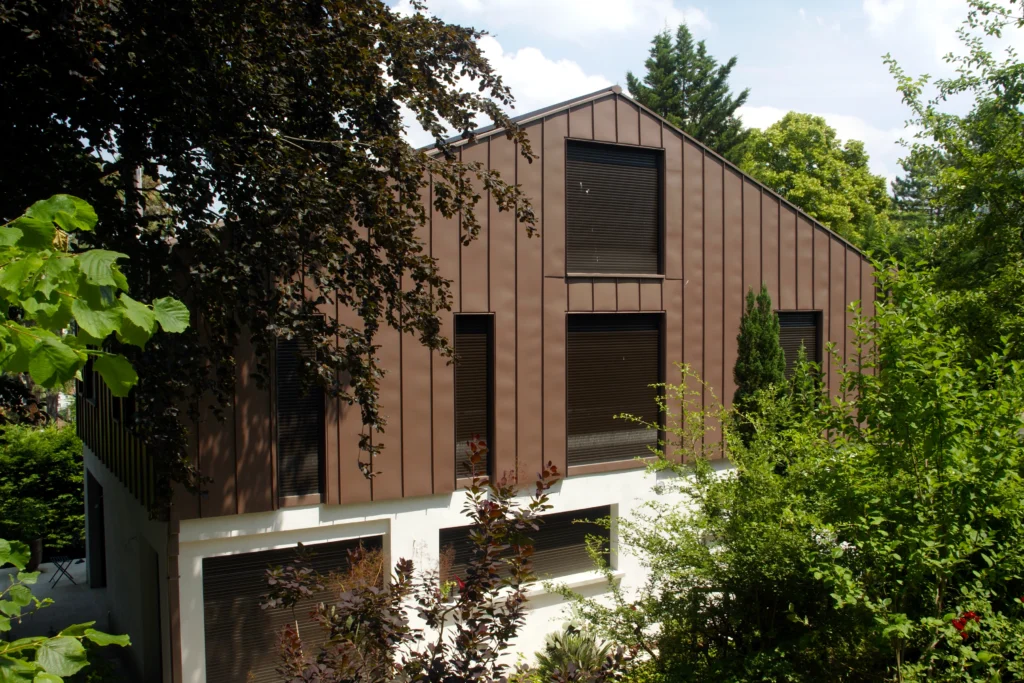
[82,358,96,403]
[777,312,821,376]
[275,337,324,498]
[567,314,661,467]
[454,315,493,479]
[439,505,611,581]
[203,536,383,683]
[566,141,662,274]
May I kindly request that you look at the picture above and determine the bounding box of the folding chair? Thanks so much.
[49,555,77,587]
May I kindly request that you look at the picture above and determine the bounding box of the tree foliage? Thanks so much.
[1,0,537,506]
[565,265,1024,682]
[0,424,84,552]
[0,195,187,396]
[626,24,750,161]
[884,0,1024,358]
[0,538,129,681]
[739,113,891,247]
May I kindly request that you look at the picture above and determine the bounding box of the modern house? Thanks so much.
[78,86,874,683]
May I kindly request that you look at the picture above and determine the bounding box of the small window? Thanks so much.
[566,141,662,274]
[567,314,661,467]
[455,315,493,479]
[439,505,611,582]
[777,312,821,376]
[275,337,324,498]
[82,358,96,403]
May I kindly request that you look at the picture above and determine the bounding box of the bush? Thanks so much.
[565,265,1024,682]
[535,625,613,680]
[0,423,84,552]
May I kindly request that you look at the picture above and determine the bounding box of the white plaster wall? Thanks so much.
[176,465,688,683]
[83,445,173,682]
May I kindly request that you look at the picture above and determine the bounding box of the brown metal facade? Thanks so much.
[78,89,875,522]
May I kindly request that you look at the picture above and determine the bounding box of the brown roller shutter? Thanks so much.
[778,312,821,376]
[440,505,610,581]
[454,315,493,479]
[202,536,383,683]
[567,314,661,467]
[566,141,662,274]
[276,337,324,498]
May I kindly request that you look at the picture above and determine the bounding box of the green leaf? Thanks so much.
[37,257,76,298]
[153,297,190,333]
[0,257,44,295]
[0,601,21,618]
[33,673,63,683]
[92,355,138,397]
[76,250,127,288]
[0,227,23,247]
[11,216,55,250]
[8,585,32,608]
[28,337,83,389]
[82,629,130,648]
[56,623,95,638]
[0,539,30,570]
[118,294,156,334]
[50,195,97,232]
[34,637,87,677]
[16,572,39,587]
[71,298,121,340]
[0,615,10,634]
[0,657,39,682]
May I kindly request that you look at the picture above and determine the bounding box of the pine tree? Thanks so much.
[733,284,786,409]
[626,24,750,162]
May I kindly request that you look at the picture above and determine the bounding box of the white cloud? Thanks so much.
[863,0,905,33]
[402,34,612,147]
[406,0,712,41]
[737,105,908,184]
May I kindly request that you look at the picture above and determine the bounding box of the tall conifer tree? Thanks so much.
[626,24,750,161]
[733,284,786,409]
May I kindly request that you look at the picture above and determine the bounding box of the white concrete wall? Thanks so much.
[83,445,172,683]
[176,465,683,683]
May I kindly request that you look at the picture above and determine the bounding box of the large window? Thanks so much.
[203,537,382,683]
[275,337,324,499]
[567,314,661,467]
[439,505,611,581]
[566,141,662,274]
[777,312,821,376]
[454,315,494,479]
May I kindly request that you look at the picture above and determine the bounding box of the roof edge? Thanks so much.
[418,86,868,259]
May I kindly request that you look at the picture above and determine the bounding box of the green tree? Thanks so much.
[732,284,786,410]
[563,265,1024,682]
[0,424,84,552]
[885,0,1024,358]
[1,0,537,505]
[739,112,891,247]
[626,24,750,161]
[886,146,945,263]
[1,538,129,680]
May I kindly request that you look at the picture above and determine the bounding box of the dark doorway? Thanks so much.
[85,471,106,588]
[140,542,163,682]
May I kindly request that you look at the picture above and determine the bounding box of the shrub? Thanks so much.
[535,625,613,680]
[565,265,1024,682]
[0,423,84,552]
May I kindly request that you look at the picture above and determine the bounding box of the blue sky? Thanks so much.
[396,0,1023,185]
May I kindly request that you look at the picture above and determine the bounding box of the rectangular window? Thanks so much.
[566,141,662,274]
[203,536,383,683]
[455,315,494,479]
[439,505,611,582]
[777,312,821,376]
[567,314,661,467]
[275,336,324,499]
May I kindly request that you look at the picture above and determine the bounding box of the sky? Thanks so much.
[393,0,1023,186]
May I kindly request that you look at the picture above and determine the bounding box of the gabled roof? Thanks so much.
[422,85,867,257]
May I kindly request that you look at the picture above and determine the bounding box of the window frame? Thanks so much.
[273,334,326,506]
[453,313,495,484]
[563,138,666,277]
[564,312,665,475]
[776,310,823,377]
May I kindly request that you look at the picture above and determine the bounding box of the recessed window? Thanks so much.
[567,314,661,468]
[566,141,662,274]
[439,505,611,581]
[275,337,324,498]
[454,315,493,479]
[777,312,821,376]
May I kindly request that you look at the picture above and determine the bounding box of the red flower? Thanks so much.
[962,611,980,623]
[952,618,966,631]
[455,576,465,590]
